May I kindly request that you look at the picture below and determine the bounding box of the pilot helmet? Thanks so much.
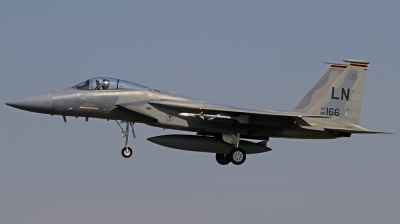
[103,79,110,89]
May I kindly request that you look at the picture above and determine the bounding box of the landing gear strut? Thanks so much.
[116,120,135,158]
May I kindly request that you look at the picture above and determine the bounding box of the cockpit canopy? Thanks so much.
[72,77,147,91]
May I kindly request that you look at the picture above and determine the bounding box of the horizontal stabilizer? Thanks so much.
[324,128,392,134]
[324,122,392,134]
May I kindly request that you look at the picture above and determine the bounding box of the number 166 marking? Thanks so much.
[321,107,340,116]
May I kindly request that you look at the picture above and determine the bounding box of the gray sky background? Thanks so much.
[1,1,399,223]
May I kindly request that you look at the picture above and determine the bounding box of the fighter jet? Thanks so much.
[5,59,387,165]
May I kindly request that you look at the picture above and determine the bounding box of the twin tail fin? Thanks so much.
[294,59,369,125]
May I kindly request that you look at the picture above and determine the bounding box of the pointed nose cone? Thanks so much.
[6,92,53,114]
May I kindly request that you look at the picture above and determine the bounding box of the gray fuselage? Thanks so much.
[46,87,337,140]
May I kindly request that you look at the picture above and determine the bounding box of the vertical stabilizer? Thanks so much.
[294,62,348,112]
[294,59,369,124]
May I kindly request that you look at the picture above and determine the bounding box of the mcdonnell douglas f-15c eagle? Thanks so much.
[6,59,387,165]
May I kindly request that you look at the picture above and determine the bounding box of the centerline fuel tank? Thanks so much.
[147,134,272,154]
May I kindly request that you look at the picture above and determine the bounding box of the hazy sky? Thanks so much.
[1,1,399,223]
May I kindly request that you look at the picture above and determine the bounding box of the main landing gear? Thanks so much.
[230,148,246,165]
[216,133,247,165]
[216,153,230,165]
[216,148,247,165]
[116,120,135,158]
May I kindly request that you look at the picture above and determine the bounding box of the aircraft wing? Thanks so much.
[147,100,327,126]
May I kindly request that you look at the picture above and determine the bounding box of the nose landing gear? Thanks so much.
[116,120,135,158]
[121,147,132,158]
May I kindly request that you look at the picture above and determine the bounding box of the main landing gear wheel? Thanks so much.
[121,147,132,158]
[216,153,230,165]
[230,148,246,165]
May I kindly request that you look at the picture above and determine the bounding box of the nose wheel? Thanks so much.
[121,147,133,158]
[116,120,136,158]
